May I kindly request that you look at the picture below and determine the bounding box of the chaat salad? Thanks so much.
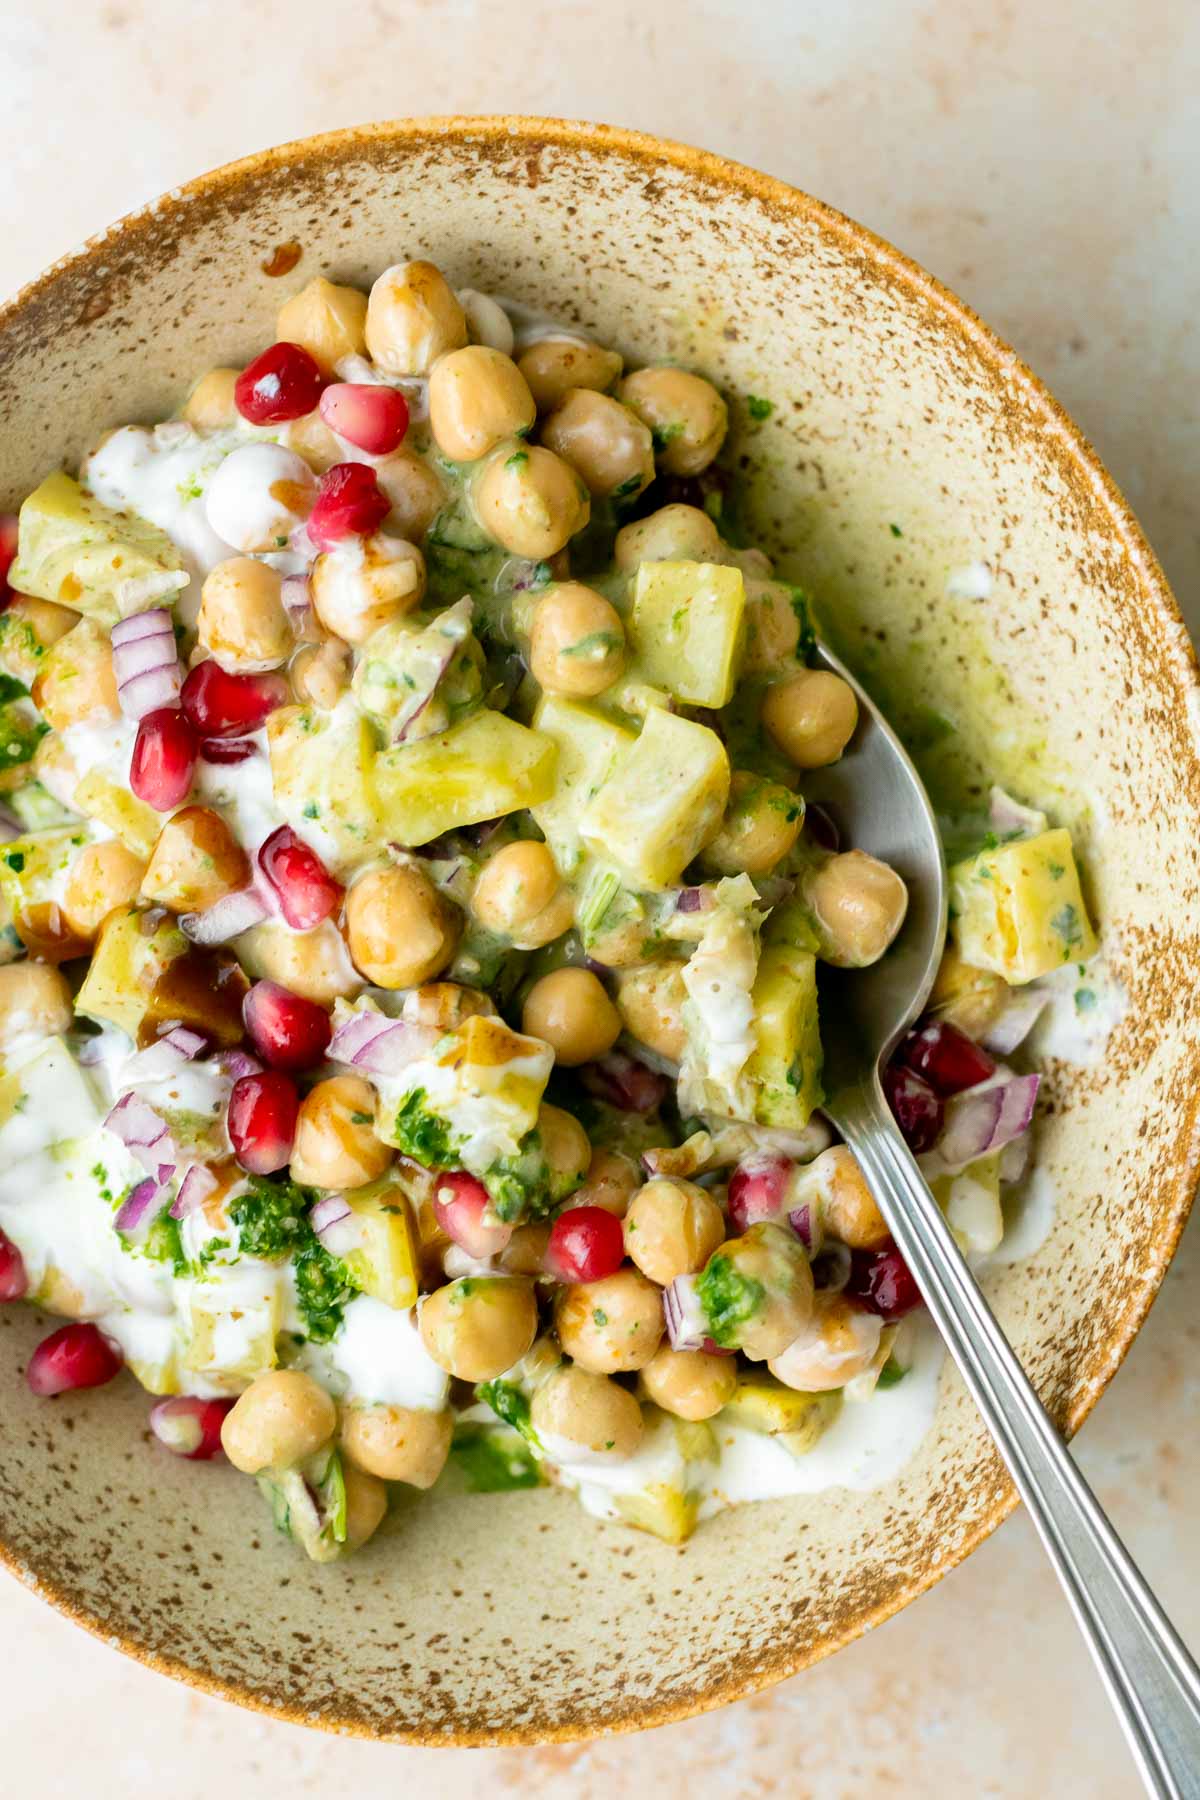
[0,260,1099,1560]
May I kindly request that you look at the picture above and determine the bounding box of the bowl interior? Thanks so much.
[0,118,1197,1744]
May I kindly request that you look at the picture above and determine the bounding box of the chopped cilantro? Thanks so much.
[563,630,622,659]
[0,673,28,704]
[3,850,25,873]
[390,1089,457,1168]
[747,395,773,420]
[140,1207,188,1277]
[451,1426,542,1492]
[1050,903,1084,950]
[349,1110,373,1126]
[478,1378,535,1440]
[1075,987,1098,1013]
[651,421,684,451]
[592,1308,609,1328]
[293,1239,357,1343]
[91,1161,114,1207]
[789,588,817,664]
[889,522,903,538]
[302,801,320,820]
[229,1172,314,1259]
[695,1254,765,1348]
[611,471,645,501]
[1048,861,1066,879]
[504,449,530,471]
[876,1357,908,1389]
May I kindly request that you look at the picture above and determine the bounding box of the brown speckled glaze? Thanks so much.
[0,117,1198,1746]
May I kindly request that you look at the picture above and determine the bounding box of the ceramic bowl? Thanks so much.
[1,117,1198,1745]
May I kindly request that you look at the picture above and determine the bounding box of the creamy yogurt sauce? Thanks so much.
[1029,947,1127,1065]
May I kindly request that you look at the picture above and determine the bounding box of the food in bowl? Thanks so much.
[0,257,1101,1562]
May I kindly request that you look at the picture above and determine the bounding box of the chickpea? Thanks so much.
[289,636,351,709]
[741,578,802,676]
[220,1369,336,1474]
[204,603,285,680]
[0,961,73,1047]
[530,1364,644,1458]
[473,442,590,559]
[613,503,723,573]
[566,1148,640,1218]
[804,850,908,968]
[540,388,654,500]
[277,276,369,374]
[205,443,316,554]
[61,840,147,939]
[284,408,345,473]
[528,582,625,698]
[517,336,623,413]
[586,911,653,969]
[554,1268,664,1374]
[499,1219,551,1275]
[290,1075,392,1190]
[769,1291,884,1392]
[32,619,118,728]
[640,1345,737,1421]
[366,261,467,376]
[32,733,79,808]
[342,1462,388,1551]
[402,981,496,1032]
[457,288,515,355]
[0,595,78,685]
[930,942,1009,1039]
[701,771,804,877]
[763,669,858,768]
[615,963,687,1064]
[374,448,444,542]
[624,1177,725,1287]
[310,534,425,644]
[419,1276,537,1381]
[538,1103,592,1199]
[618,366,728,476]
[471,841,574,950]
[798,1144,889,1250]
[522,967,620,1067]
[182,368,239,432]
[700,1223,814,1361]
[344,864,460,988]
[238,917,362,1004]
[340,1402,453,1487]
[140,805,249,913]
[428,345,536,463]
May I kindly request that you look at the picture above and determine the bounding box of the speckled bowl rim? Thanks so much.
[1,114,1197,1746]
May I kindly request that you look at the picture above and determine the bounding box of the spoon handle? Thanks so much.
[835,1076,1200,1800]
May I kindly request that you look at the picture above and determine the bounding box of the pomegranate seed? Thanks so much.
[433,1171,513,1259]
[257,825,343,930]
[319,383,409,455]
[150,1395,235,1459]
[882,1063,943,1154]
[27,1322,123,1396]
[130,707,198,812]
[234,341,324,425]
[181,661,288,738]
[200,736,259,764]
[728,1155,793,1231]
[0,1225,27,1300]
[579,1052,668,1114]
[900,1019,996,1096]
[228,1070,299,1173]
[0,514,18,601]
[243,979,331,1072]
[788,1202,819,1251]
[307,462,390,550]
[547,1205,625,1283]
[847,1244,922,1320]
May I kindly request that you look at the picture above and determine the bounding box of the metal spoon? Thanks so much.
[808,641,1200,1800]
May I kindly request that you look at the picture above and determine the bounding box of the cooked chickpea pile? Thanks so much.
[0,250,1004,1566]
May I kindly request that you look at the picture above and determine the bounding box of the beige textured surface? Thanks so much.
[1,2,1197,1794]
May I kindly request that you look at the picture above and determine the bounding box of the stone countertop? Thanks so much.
[3,3,1197,1794]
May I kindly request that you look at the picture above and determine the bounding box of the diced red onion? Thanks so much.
[281,574,316,639]
[121,1026,206,1085]
[105,1092,171,1152]
[989,786,1047,840]
[328,1010,434,1075]
[115,1175,166,1233]
[170,1164,218,1221]
[200,737,260,765]
[999,1134,1032,1185]
[310,1192,362,1258]
[981,991,1049,1056]
[788,1202,823,1253]
[181,886,270,946]
[663,1273,708,1352]
[394,598,474,744]
[935,1074,1040,1173]
[211,1048,264,1081]
[0,804,22,843]
[675,887,709,915]
[580,1052,668,1114]
[112,607,182,721]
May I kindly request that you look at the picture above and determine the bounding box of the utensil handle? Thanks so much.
[836,1075,1200,1800]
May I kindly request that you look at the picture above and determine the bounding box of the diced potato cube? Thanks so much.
[374,709,557,848]
[721,1373,840,1447]
[75,904,188,1039]
[74,769,162,859]
[745,943,824,1130]
[950,826,1097,984]
[580,708,730,890]
[267,703,382,871]
[341,1179,420,1310]
[531,694,636,875]
[930,1152,1003,1257]
[0,1037,103,1161]
[9,470,187,626]
[630,560,745,707]
[614,1482,698,1545]
[183,1269,280,1390]
[0,825,90,957]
